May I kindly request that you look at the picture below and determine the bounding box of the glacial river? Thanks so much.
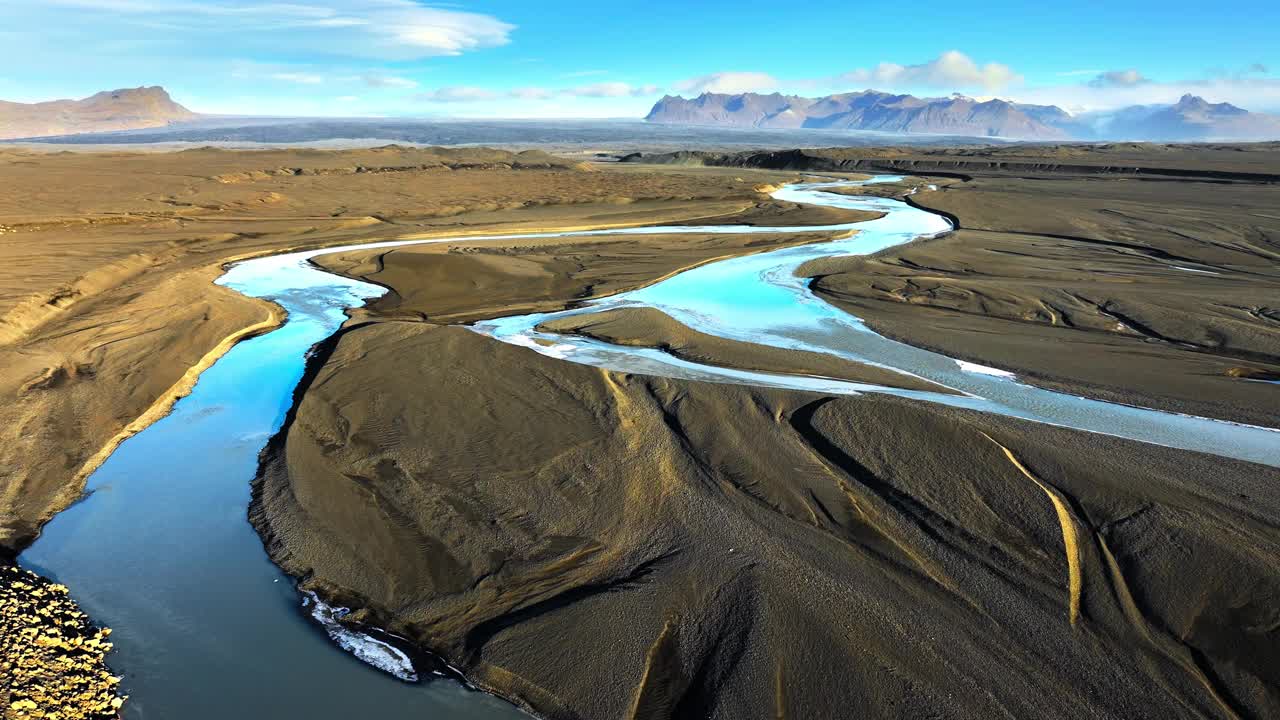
[19,177,1279,719]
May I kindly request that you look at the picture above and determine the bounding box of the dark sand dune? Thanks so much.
[804,176,1280,425]
[255,323,1280,720]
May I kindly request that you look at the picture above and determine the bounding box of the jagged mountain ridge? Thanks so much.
[1097,94,1280,141]
[646,90,1280,141]
[646,90,1071,139]
[0,86,197,140]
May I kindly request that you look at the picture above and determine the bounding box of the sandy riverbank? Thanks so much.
[256,322,1280,719]
[801,169,1280,426]
[0,146,811,551]
[537,307,954,394]
[0,146,824,717]
[8,142,1280,719]
[254,146,1280,718]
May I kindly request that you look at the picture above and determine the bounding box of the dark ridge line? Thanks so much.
[460,550,679,654]
[621,149,1280,184]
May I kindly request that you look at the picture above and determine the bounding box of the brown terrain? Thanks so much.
[0,145,822,717]
[631,144,1280,425]
[801,169,1280,426]
[3,141,1279,719]
[0,87,196,141]
[252,144,1280,719]
[535,307,954,393]
[256,323,1279,720]
[0,145,812,553]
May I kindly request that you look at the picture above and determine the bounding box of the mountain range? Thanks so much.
[4,85,1277,144]
[0,87,197,140]
[645,90,1280,141]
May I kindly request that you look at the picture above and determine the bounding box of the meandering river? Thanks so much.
[19,177,1279,719]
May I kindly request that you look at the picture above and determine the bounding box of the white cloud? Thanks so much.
[671,52,1019,97]
[336,95,359,102]
[675,72,779,95]
[414,82,662,104]
[1088,69,1149,88]
[40,0,515,60]
[509,87,554,100]
[416,86,497,102]
[270,72,324,85]
[362,73,418,89]
[838,50,1020,91]
[563,82,659,98]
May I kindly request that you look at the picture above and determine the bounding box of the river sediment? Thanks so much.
[255,177,1279,718]
[257,320,1280,719]
[9,149,1280,719]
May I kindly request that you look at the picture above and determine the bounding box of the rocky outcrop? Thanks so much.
[0,86,196,140]
[1,563,125,718]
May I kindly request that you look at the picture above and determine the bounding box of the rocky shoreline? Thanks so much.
[1,563,124,719]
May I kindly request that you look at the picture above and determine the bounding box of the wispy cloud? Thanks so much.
[415,86,498,102]
[40,0,515,60]
[675,72,779,95]
[417,82,662,103]
[509,87,554,100]
[1088,69,1149,88]
[563,82,658,98]
[270,72,324,85]
[362,73,418,89]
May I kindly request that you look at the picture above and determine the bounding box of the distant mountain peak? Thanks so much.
[0,85,196,140]
[646,90,1070,139]
[646,89,1280,142]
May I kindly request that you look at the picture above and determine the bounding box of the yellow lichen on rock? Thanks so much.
[1,564,125,719]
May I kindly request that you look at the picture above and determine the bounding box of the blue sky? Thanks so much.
[1,0,1278,117]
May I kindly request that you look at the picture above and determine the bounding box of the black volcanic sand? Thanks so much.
[802,175,1280,426]
[624,143,1280,180]
[537,307,955,394]
[313,230,840,324]
[255,323,1280,720]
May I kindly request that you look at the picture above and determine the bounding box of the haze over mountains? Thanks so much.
[0,87,196,140]
[645,90,1280,141]
[4,84,1279,144]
